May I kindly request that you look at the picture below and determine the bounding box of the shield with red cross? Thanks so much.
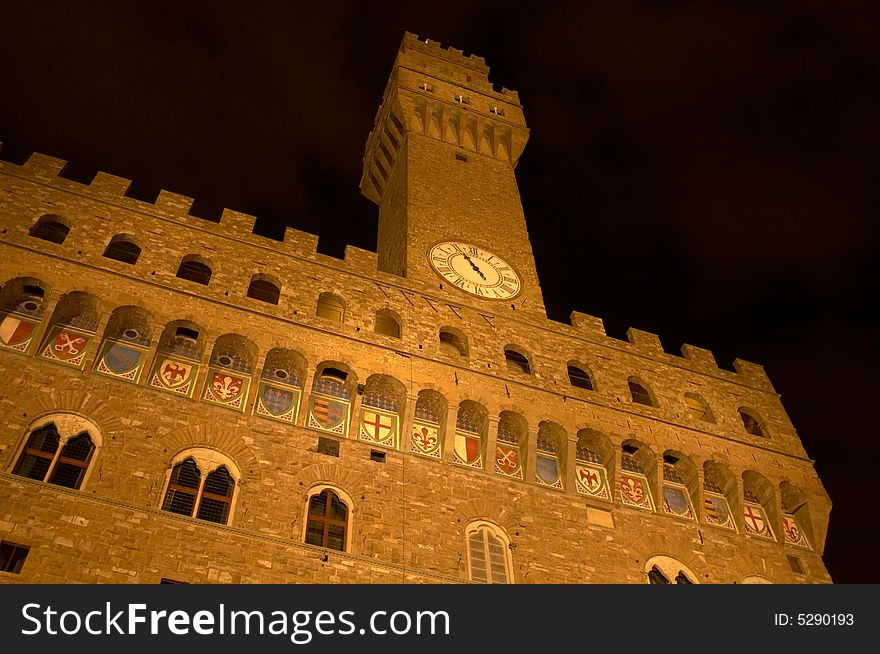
[360,409,397,447]
[744,504,771,537]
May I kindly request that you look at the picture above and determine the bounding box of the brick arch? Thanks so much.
[16,387,124,436]
[161,421,258,473]
[292,462,371,502]
[626,532,707,583]
[724,550,779,584]
[451,498,524,536]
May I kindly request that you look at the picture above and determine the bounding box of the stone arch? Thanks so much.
[439,326,468,357]
[247,273,282,305]
[161,422,259,474]
[684,392,715,423]
[738,406,767,437]
[503,344,531,374]
[627,376,656,407]
[574,428,614,500]
[628,531,706,583]
[29,214,70,243]
[176,254,213,285]
[703,460,740,531]
[0,276,49,316]
[495,410,528,479]
[661,450,699,521]
[102,233,142,264]
[780,480,814,549]
[316,292,346,323]
[742,470,778,541]
[209,333,258,373]
[156,319,207,358]
[260,347,307,387]
[535,420,566,488]
[374,307,402,338]
[620,439,658,511]
[566,361,594,391]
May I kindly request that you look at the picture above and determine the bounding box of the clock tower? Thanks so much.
[361,32,546,319]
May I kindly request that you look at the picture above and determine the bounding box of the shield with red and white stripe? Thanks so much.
[0,315,35,348]
[454,430,481,466]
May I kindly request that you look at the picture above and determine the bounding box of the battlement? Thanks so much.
[399,32,521,102]
[2,150,778,395]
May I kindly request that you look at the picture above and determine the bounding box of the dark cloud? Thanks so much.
[3,0,877,581]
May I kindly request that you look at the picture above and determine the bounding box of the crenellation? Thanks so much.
[680,343,719,371]
[218,207,257,237]
[570,310,606,338]
[625,326,664,355]
[155,189,195,215]
[89,171,132,195]
[732,359,776,394]
[21,152,67,179]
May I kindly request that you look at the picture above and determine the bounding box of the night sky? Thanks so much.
[3,2,877,583]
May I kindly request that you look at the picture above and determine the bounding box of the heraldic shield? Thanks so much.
[255,382,300,424]
[95,340,145,381]
[359,408,398,448]
[494,443,522,478]
[536,454,562,488]
[0,314,37,352]
[203,370,249,410]
[575,463,610,500]
[410,421,441,458]
[149,356,198,397]
[783,515,810,549]
[704,493,736,530]
[453,430,482,468]
[743,503,774,539]
[620,473,654,510]
[308,394,349,435]
[662,485,695,520]
[40,325,93,368]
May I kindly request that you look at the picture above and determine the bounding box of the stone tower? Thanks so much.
[0,32,831,584]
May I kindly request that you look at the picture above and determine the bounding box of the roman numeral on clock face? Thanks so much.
[428,241,521,300]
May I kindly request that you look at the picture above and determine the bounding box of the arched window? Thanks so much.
[738,408,766,437]
[12,423,96,490]
[161,454,238,525]
[94,305,152,382]
[503,346,530,374]
[684,393,714,422]
[466,522,512,584]
[254,348,306,425]
[359,374,405,450]
[0,277,48,354]
[703,461,737,531]
[661,452,697,521]
[742,471,776,541]
[307,364,354,436]
[453,401,487,469]
[628,378,654,406]
[645,556,698,584]
[535,421,566,489]
[567,364,593,390]
[316,293,345,322]
[494,411,527,480]
[39,291,101,369]
[374,309,401,338]
[176,256,212,285]
[411,390,446,459]
[148,321,206,398]
[439,327,468,357]
[780,481,812,550]
[202,334,257,411]
[305,489,349,552]
[620,442,656,511]
[246,276,280,305]
[574,429,612,501]
[103,235,141,264]
[29,215,69,244]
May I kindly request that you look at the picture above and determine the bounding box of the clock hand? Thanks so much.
[461,253,487,281]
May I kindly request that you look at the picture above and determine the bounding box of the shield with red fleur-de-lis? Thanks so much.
[207,372,244,403]
[410,421,440,457]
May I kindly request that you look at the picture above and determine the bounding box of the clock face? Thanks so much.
[428,242,522,299]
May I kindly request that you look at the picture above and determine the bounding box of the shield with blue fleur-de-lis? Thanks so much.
[254,382,299,423]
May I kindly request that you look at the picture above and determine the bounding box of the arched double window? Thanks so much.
[466,522,513,584]
[12,416,101,490]
[161,451,239,525]
[304,488,350,552]
[645,556,698,584]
